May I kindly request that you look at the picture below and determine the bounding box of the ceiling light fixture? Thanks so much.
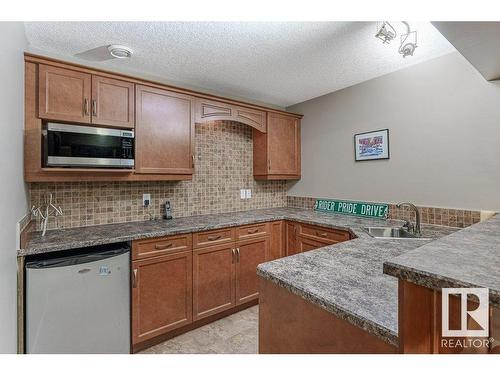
[375,21,418,58]
[108,44,133,59]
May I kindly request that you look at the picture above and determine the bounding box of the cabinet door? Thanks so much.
[268,221,285,260]
[285,221,299,256]
[132,251,193,344]
[193,243,235,320]
[91,75,134,128]
[38,64,91,123]
[235,237,269,305]
[267,112,300,175]
[135,85,194,174]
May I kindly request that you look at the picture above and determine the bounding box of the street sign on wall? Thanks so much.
[314,199,388,219]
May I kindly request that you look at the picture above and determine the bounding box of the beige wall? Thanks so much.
[287,52,500,212]
[0,22,28,353]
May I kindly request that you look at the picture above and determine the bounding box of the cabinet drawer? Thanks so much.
[298,224,350,243]
[236,223,269,240]
[132,234,192,260]
[298,236,332,253]
[193,228,236,248]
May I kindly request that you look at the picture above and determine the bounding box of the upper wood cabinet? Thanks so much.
[195,98,267,133]
[135,85,195,175]
[38,65,134,128]
[38,64,92,123]
[91,75,134,128]
[253,112,301,180]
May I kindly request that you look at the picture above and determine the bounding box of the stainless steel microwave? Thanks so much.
[43,123,135,169]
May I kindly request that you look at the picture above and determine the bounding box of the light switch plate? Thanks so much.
[240,189,246,199]
[245,189,251,199]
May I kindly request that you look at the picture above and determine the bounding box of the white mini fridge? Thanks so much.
[25,244,130,354]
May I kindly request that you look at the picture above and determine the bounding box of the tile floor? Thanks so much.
[140,306,259,354]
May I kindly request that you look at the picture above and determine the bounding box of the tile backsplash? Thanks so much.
[29,121,287,230]
[287,196,481,228]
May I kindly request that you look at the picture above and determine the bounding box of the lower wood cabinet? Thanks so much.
[287,222,352,255]
[298,237,331,253]
[131,220,351,348]
[132,250,193,345]
[193,243,236,321]
[235,237,269,305]
[268,221,285,260]
[285,221,299,256]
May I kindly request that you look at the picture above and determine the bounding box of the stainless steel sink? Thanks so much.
[363,227,430,240]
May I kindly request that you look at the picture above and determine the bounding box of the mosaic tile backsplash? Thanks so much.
[29,121,287,230]
[287,196,481,228]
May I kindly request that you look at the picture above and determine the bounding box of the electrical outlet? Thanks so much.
[240,189,246,199]
[245,189,251,199]
[143,193,151,207]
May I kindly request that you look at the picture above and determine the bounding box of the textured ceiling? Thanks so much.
[24,22,455,107]
[432,22,500,81]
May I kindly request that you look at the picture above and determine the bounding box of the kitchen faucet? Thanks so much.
[396,202,421,236]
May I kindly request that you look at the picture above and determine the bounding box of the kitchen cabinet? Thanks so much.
[131,250,193,345]
[27,55,303,182]
[132,234,192,260]
[268,221,285,260]
[287,222,351,255]
[285,221,299,256]
[195,98,267,133]
[235,237,269,305]
[298,224,351,244]
[135,85,195,175]
[39,65,135,128]
[253,112,301,180]
[38,64,92,123]
[298,237,331,253]
[193,243,236,321]
[91,75,134,128]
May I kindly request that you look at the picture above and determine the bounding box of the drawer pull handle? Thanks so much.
[316,231,328,237]
[132,269,138,288]
[236,248,240,262]
[247,228,259,234]
[232,248,236,263]
[207,235,222,241]
[155,243,173,250]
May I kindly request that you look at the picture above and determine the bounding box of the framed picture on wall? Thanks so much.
[354,129,390,161]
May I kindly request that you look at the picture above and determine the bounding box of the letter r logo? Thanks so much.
[442,288,489,337]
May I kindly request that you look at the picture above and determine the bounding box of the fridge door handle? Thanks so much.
[132,269,138,288]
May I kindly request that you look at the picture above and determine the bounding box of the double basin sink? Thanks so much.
[364,227,430,240]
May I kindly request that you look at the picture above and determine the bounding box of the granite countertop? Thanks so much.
[255,214,457,346]
[384,214,500,308]
[22,207,461,347]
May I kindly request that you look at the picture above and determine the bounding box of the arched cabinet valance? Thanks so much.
[194,98,267,133]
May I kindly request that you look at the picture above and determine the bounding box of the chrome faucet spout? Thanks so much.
[396,202,421,236]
